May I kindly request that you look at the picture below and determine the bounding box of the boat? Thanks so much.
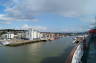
[0,41,10,45]
[72,36,84,44]
[66,28,96,63]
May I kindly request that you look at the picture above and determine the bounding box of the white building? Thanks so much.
[25,28,42,40]
[1,32,14,40]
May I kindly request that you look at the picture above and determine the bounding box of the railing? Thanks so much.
[66,43,84,63]
[71,44,83,63]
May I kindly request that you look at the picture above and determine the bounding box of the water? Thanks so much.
[0,37,74,63]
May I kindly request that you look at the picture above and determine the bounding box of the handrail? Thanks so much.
[65,43,83,63]
[71,44,83,63]
[65,44,79,63]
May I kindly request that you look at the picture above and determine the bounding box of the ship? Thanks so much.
[66,28,96,63]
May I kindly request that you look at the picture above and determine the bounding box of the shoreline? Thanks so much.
[0,39,48,47]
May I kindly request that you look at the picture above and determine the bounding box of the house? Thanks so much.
[1,32,14,40]
[25,28,42,40]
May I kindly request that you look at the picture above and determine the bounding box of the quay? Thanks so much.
[0,39,48,47]
[0,28,63,46]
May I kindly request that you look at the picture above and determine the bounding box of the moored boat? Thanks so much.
[0,41,10,45]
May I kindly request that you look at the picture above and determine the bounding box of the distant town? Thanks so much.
[0,28,87,40]
[0,28,87,46]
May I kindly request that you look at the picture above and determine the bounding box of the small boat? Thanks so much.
[0,41,10,45]
[72,38,79,44]
[72,36,84,44]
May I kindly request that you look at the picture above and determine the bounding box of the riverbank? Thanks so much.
[0,39,48,47]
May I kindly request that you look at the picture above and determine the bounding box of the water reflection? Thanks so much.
[28,43,43,55]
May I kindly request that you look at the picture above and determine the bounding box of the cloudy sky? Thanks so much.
[0,0,96,32]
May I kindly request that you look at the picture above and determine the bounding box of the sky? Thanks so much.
[0,0,96,32]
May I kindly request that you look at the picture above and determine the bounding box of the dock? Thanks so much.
[0,39,48,47]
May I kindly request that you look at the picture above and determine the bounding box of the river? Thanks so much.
[0,36,74,63]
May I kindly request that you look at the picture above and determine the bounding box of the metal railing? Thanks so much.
[66,42,84,63]
[71,44,83,63]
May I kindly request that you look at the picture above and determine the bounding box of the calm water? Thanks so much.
[0,37,74,63]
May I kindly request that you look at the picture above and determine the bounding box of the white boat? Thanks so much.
[0,41,10,45]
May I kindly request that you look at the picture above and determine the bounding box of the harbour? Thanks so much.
[0,36,74,63]
[0,0,95,63]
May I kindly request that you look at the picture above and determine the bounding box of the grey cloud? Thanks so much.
[4,0,84,21]
[0,14,38,22]
[1,0,96,21]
